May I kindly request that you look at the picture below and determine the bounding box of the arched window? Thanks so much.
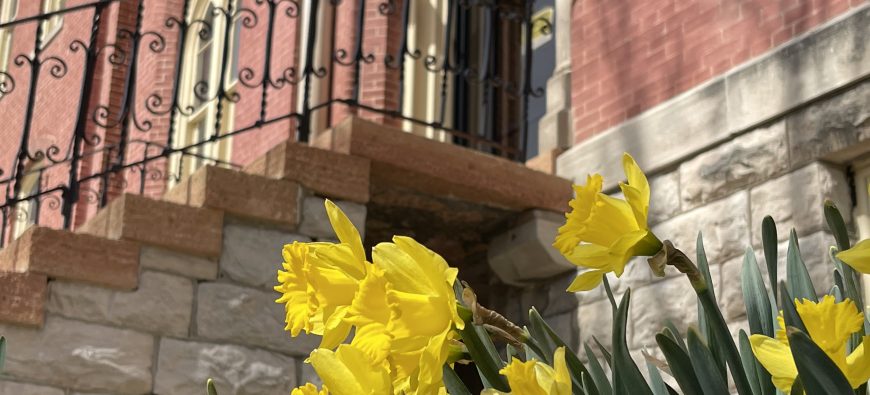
[170,0,240,184]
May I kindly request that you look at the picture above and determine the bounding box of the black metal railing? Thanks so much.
[0,0,546,246]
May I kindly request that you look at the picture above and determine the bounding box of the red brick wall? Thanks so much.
[570,0,865,143]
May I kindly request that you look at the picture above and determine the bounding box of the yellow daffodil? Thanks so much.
[483,347,571,395]
[291,383,329,395]
[749,295,870,392]
[553,153,663,292]
[836,239,870,273]
[308,345,392,395]
[346,236,464,395]
[275,200,369,349]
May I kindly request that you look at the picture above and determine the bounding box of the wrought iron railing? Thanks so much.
[0,0,546,246]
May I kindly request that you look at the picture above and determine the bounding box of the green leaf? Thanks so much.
[738,330,764,395]
[786,230,817,302]
[779,283,808,334]
[592,336,613,369]
[206,379,218,395]
[696,287,754,395]
[584,343,612,395]
[741,247,775,337]
[686,329,729,395]
[529,308,594,395]
[0,336,5,372]
[611,290,653,395]
[443,365,473,395]
[528,308,556,363]
[506,344,520,361]
[662,321,687,354]
[656,333,704,395]
[457,323,509,391]
[761,216,779,298]
[824,201,851,252]
[787,328,853,394]
[646,359,670,395]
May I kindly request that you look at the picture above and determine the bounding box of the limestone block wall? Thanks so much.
[0,164,367,394]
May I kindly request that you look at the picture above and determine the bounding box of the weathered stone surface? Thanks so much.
[0,380,64,395]
[629,276,701,350]
[155,338,297,395]
[196,282,320,355]
[680,122,788,210]
[557,81,727,191]
[545,311,577,350]
[749,163,851,246]
[140,246,218,280]
[47,271,193,336]
[297,196,367,240]
[652,191,749,264]
[488,210,575,284]
[577,299,617,350]
[544,271,581,316]
[720,231,835,319]
[0,272,47,327]
[648,171,681,224]
[0,316,153,394]
[787,80,870,166]
[219,222,311,288]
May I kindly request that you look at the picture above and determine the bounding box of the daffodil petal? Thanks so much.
[837,239,870,273]
[749,334,798,393]
[325,199,367,265]
[845,336,870,388]
[567,270,606,292]
[622,153,650,207]
[552,347,572,395]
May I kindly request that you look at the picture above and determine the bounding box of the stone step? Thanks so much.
[0,227,138,290]
[243,141,371,203]
[78,194,223,258]
[164,165,302,229]
[0,272,47,327]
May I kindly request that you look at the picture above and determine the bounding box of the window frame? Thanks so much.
[0,0,18,94]
[39,0,64,49]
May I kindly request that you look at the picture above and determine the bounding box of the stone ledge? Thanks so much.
[557,5,870,189]
[165,165,301,229]
[78,194,223,258]
[0,227,139,290]
[0,272,47,327]
[314,117,573,212]
[488,210,574,285]
[244,141,371,204]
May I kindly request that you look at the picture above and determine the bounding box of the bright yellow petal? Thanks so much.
[552,347,572,395]
[325,199,367,264]
[580,194,639,247]
[310,345,391,395]
[837,239,870,273]
[621,153,650,213]
[554,174,604,254]
[291,383,329,395]
[500,357,549,395]
[796,295,863,357]
[319,306,352,349]
[845,336,870,389]
[567,270,606,292]
[749,334,798,393]
[620,182,649,231]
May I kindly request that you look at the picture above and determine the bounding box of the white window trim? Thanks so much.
[0,0,18,93]
[39,0,64,49]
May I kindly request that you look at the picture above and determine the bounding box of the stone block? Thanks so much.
[219,222,311,288]
[652,191,749,264]
[544,271,581,316]
[557,81,727,191]
[47,271,194,337]
[544,311,577,350]
[680,122,788,210]
[629,276,699,350]
[243,141,371,203]
[0,272,46,327]
[297,196,367,240]
[720,231,836,320]
[488,210,576,285]
[577,299,615,350]
[165,165,302,229]
[538,109,571,152]
[787,80,870,166]
[526,148,565,175]
[648,171,681,225]
[749,163,851,246]
[196,282,320,355]
[155,338,297,395]
[0,227,139,290]
[79,194,224,258]
[0,381,64,395]
[139,246,218,280]
[0,316,153,394]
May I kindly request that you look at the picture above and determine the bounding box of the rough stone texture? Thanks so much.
[297,196,367,240]
[164,165,302,229]
[0,272,47,327]
[652,191,749,264]
[196,282,320,355]
[139,246,218,280]
[545,311,577,350]
[488,210,575,284]
[544,271,581,316]
[155,338,297,395]
[0,380,64,395]
[0,227,139,290]
[720,231,836,319]
[0,316,153,394]
[749,163,851,246]
[220,222,311,288]
[787,80,870,166]
[629,276,701,350]
[648,171,681,225]
[47,271,194,337]
[577,299,617,350]
[680,122,788,210]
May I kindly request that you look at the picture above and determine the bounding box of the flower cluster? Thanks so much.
[275,200,463,395]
